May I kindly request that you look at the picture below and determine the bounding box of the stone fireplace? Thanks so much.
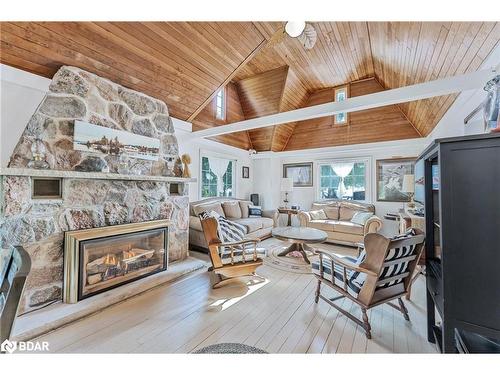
[0,66,193,315]
[64,220,170,303]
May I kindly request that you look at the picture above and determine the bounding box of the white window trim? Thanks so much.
[199,149,237,199]
[334,86,348,125]
[315,157,372,203]
[215,88,226,121]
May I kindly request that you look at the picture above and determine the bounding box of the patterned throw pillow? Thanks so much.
[248,206,262,217]
[309,209,327,220]
[198,210,246,243]
[350,211,374,225]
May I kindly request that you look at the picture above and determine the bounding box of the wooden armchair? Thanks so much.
[312,229,425,338]
[200,217,264,288]
[1,246,31,343]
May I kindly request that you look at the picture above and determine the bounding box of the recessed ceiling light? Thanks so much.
[285,21,306,38]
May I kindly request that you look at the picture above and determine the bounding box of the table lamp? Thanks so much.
[281,177,294,208]
[402,174,415,208]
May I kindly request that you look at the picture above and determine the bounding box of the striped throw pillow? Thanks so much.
[199,210,246,243]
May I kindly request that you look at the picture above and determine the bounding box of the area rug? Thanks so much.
[262,242,317,274]
[193,343,268,354]
[262,240,358,274]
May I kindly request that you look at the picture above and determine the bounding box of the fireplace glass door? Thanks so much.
[79,228,167,299]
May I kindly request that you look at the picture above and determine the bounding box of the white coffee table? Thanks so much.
[271,227,328,264]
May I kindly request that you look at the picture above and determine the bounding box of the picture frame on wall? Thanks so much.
[73,120,160,161]
[376,157,416,202]
[283,162,313,187]
[242,166,250,179]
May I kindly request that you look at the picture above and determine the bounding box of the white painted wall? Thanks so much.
[178,134,253,202]
[252,138,427,236]
[0,64,50,168]
[0,64,253,202]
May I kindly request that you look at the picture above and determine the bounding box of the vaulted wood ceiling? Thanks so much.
[1,21,499,151]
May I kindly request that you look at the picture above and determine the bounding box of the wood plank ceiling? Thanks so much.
[1,22,499,152]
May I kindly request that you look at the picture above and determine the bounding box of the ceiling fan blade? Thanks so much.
[297,23,317,50]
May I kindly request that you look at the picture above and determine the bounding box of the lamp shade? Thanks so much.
[402,174,415,193]
[281,177,294,192]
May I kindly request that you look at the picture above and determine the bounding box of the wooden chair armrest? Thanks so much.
[218,238,260,247]
[315,250,378,276]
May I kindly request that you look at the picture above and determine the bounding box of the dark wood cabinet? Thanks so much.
[417,133,500,353]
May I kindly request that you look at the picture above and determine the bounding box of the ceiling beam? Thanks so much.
[191,66,499,139]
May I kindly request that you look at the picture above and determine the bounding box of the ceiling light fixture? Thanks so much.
[285,21,306,38]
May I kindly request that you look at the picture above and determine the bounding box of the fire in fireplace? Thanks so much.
[64,220,170,303]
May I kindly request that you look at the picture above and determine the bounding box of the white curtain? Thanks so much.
[331,163,354,198]
[208,157,230,196]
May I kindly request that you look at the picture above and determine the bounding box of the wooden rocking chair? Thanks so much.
[312,229,425,338]
[200,217,264,288]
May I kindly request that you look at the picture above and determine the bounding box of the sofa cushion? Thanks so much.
[309,209,327,220]
[248,206,263,217]
[233,217,274,233]
[258,217,274,229]
[308,220,336,232]
[239,201,253,218]
[233,218,262,233]
[222,201,242,219]
[351,211,374,225]
[339,206,357,221]
[324,206,340,220]
[311,202,339,219]
[193,202,225,217]
[189,216,203,232]
[332,221,364,235]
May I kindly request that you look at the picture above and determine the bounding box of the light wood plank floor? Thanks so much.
[37,240,437,353]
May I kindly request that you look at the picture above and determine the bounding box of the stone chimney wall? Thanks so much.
[0,66,189,314]
[9,65,179,174]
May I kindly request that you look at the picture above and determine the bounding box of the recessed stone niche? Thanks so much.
[0,66,189,314]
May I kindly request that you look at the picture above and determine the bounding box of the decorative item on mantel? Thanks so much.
[27,138,50,170]
[163,155,176,177]
[181,154,191,178]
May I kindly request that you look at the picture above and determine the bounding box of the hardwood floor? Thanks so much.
[37,240,437,353]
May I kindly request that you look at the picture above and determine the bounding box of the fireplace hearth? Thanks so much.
[64,220,170,303]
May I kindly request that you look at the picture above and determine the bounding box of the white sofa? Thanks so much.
[298,200,383,246]
[189,198,276,252]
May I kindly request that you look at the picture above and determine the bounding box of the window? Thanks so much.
[215,88,225,120]
[334,87,348,124]
[318,159,368,201]
[201,155,235,198]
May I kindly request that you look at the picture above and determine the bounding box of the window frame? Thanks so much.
[215,88,226,121]
[316,157,371,203]
[199,150,237,199]
[334,86,349,125]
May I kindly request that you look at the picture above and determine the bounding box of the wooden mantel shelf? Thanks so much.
[0,168,197,183]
